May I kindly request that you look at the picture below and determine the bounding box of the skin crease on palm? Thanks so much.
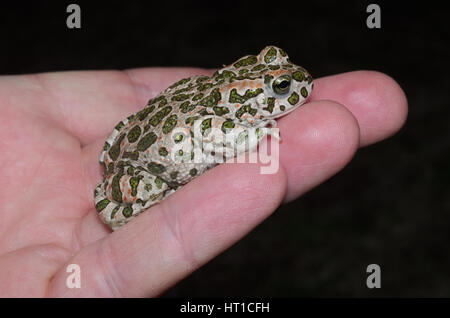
[0,67,407,297]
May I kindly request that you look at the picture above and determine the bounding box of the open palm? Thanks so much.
[0,68,407,297]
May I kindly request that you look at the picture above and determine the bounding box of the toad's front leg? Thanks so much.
[191,116,280,163]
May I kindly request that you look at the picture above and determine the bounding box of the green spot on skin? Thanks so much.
[264,75,273,85]
[149,106,173,126]
[162,114,178,134]
[103,142,110,151]
[116,161,126,172]
[158,99,168,108]
[215,70,236,81]
[213,106,229,116]
[170,171,179,179]
[189,168,197,176]
[264,47,278,64]
[107,162,114,174]
[114,121,125,131]
[108,134,126,161]
[171,93,193,102]
[122,150,139,160]
[236,104,258,118]
[159,147,168,157]
[192,93,204,101]
[148,162,166,174]
[174,85,193,94]
[293,71,305,82]
[301,87,308,98]
[174,133,184,143]
[235,106,246,118]
[137,132,157,151]
[154,176,164,189]
[198,88,221,107]
[145,184,152,191]
[111,206,120,218]
[112,174,123,203]
[229,88,263,104]
[122,206,133,218]
[169,78,190,89]
[263,97,275,114]
[147,95,166,105]
[288,92,299,105]
[234,55,257,68]
[239,69,249,74]
[127,125,142,143]
[180,101,195,113]
[197,83,213,91]
[268,65,280,70]
[221,120,235,133]
[278,48,287,57]
[280,105,286,111]
[129,177,140,197]
[201,118,212,134]
[196,76,209,83]
[95,199,110,212]
[127,166,135,175]
[178,149,184,156]
[136,105,155,121]
[251,64,265,71]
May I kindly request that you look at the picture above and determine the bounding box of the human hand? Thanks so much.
[0,68,407,296]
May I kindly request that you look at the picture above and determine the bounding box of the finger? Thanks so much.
[49,99,359,297]
[277,100,360,202]
[310,70,408,147]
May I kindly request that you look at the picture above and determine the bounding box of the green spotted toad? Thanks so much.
[95,46,313,230]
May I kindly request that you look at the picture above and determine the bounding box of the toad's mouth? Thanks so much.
[264,100,308,119]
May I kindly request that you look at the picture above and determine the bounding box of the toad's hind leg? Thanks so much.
[94,169,172,230]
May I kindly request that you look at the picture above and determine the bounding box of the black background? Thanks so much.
[1,0,448,296]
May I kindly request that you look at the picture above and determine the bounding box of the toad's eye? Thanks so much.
[272,75,292,95]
